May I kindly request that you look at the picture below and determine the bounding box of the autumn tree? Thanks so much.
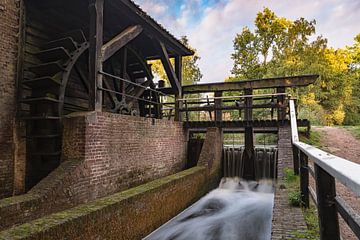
[150,36,202,86]
[231,8,359,125]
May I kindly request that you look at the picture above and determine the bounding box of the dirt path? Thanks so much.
[314,126,360,240]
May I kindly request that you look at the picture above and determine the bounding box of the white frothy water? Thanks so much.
[145,178,274,240]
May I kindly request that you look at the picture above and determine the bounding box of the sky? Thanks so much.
[134,0,360,83]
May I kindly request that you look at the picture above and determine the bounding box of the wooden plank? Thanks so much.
[335,196,360,238]
[295,141,360,197]
[289,99,299,142]
[159,75,319,94]
[88,0,104,111]
[315,163,340,240]
[101,25,143,62]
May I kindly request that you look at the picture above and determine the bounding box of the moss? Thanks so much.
[0,166,207,239]
[0,193,40,208]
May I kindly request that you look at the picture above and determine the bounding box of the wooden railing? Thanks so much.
[289,99,360,240]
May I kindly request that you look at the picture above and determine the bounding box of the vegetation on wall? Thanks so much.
[230,8,360,126]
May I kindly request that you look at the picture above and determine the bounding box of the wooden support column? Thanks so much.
[293,146,300,175]
[300,151,309,208]
[119,48,127,102]
[277,87,286,123]
[315,164,340,240]
[242,88,255,180]
[175,55,183,121]
[89,0,104,111]
[214,91,222,122]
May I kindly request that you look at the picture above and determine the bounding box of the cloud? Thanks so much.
[134,0,360,83]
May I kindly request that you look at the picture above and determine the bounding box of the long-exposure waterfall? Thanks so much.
[145,178,274,240]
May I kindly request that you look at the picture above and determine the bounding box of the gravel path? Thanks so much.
[314,126,360,240]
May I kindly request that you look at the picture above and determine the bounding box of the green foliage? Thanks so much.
[283,168,302,207]
[341,125,360,140]
[299,129,323,147]
[291,207,320,239]
[285,169,320,239]
[230,8,360,125]
[150,36,202,86]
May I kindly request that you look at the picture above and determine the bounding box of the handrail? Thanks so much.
[289,99,360,196]
[288,99,360,240]
[294,141,360,196]
[177,92,290,102]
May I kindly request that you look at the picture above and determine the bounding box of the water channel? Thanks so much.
[145,178,274,240]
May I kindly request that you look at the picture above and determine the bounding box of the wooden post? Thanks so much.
[300,151,309,208]
[89,0,104,111]
[214,91,222,122]
[242,88,255,180]
[293,146,300,175]
[277,87,286,124]
[119,48,127,102]
[175,55,183,121]
[315,163,340,240]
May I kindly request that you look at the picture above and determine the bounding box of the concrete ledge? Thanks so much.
[0,166,211,240]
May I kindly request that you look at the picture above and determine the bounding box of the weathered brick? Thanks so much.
[0,0,20,198]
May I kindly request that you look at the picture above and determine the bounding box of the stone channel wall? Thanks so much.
[0,112,188,230]
[0,167,210,240]
[0,127,223,239]
[0,0,21,199]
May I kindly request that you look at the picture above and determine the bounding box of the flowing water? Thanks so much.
[144,178,274,240]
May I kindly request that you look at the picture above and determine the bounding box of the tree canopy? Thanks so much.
[150,36,202,86]
[230,8,360,125]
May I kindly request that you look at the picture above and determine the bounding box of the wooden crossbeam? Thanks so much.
[101,25,143,62]
[159,75,318,94]
[157,41,181,94]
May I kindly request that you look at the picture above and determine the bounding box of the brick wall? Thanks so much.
[277,125,294,179]
[0,167,212,240]
[0,0,20,198]
[61,111,188,200]
[0,112,188,230]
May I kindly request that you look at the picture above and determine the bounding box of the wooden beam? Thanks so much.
[315,164,340,240]
[101,25,143,62]
[88,0,104,111]
[159,75,319,94]
[214,91,222,121]
[174,55,182,121]
[242,88,255,180]
[157,41,181,94]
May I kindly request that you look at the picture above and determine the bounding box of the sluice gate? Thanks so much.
[222,146,278,180]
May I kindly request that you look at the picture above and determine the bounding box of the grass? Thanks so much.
[284,169,320,240]
[341,125,360,140]
[299,128,323,148]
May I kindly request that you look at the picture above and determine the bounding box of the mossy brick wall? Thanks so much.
[62,111,188,200]
[0,111,188,230]
[0,0,20,199]
[0,167,211,240]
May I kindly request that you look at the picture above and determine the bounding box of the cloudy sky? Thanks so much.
[135,0,360,83]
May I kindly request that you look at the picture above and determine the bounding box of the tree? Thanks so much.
[230,8,359,125]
